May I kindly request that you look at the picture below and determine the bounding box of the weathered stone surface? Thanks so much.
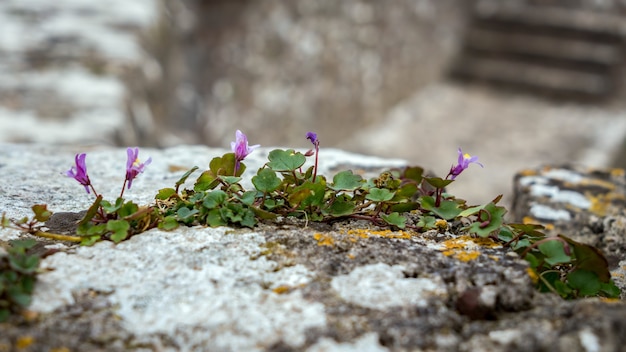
[1,144,626,351]
[512,165,626,297]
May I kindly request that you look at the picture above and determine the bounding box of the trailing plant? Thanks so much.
[0,130,621,319]
[0,239,40,322]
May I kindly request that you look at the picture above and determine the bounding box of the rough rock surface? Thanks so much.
[512,165,626,296]
[1,144,625,351]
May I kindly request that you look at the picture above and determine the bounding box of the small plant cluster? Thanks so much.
[0,130,621,319]
[0,239,39,322]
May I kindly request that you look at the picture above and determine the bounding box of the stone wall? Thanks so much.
[123,0,467,147]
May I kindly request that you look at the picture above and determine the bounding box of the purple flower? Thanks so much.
[125,147,152,189]
[449,148,483,180]
[231,130,260,171]
[306,132,318,146]
[64,153,92,193]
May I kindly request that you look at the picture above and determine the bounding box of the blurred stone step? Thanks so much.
[474,2,626,39]
[450,2,626,100]
[452,56,612,97]
[464,27,623,67]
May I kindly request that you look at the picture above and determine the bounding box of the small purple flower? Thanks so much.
[306,132,318,146]
[64,153,92,193]
[449,148,483,180]
[231,130,260,172]
[125,147,152,189]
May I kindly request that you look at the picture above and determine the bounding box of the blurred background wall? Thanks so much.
[2,0,626,204]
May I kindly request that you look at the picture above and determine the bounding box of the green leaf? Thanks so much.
[1,213,10,227]
[175,166,199,188]
[567,270,601,297]
[32,204,51,222]
[381,212,406,229]
[77,195,103,228]
[524,253,539,269]
[177,207,199,222]
[252,168,282,192]
[8,239,37,253]
[421,196,463,220]
[394,183,418,199]
[101,198,124,214]
[250,206,278,220]
[292,181,326,207]
[465,202,506,237]
[220,176,242,185]
[0,309,9,323]
[118,201,139,218]
[558,235,611,283]
[8,288,32,308]
[239,209,257,228]
[424,177,454,189]
[554,280,573,298]
[9,255,39,274]
[600,281,621,298]
[266,149,306,171]
[80,235,100,246]
[389,202,420,213]
[366,188,395,202]
[327,196,355,217]
[539,240,571,266]
[203,190,227,209]
[210,153,246,177]
[330,170,363,191]
[403,166,423,183]
[194,170,219,192]
[206,209,226,227]
[458,204,484,218]
[107,220,130,243]
[239,191,257,206]
[158,216,179,231]
[155,188,177,200]
[416,215,437,230]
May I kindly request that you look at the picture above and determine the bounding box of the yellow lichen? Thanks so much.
[344,229,411,240]
[15,336,34,350]
[610,168,625,178]
[526,268,539,284]
[347,253,356,260]
[522,216,537,225]
[439,235,500,262]
[586,192,626,217]
[518,169,538,176]
[272,285,291,294]
[435,219,448,231]
[313,233,335,246]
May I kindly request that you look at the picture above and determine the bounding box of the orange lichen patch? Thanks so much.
[347,253,356,260]
[600,297,621,303]
[518,169,538,176]
[344,229,412,240]
[313,233,335,247]
[522,216,537,225]
[526,268,539,284]
[587,192,626,217]
[488,255,500,262]
[610,168,625,178]
[16,336,34,349]
[272,285,292,294]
